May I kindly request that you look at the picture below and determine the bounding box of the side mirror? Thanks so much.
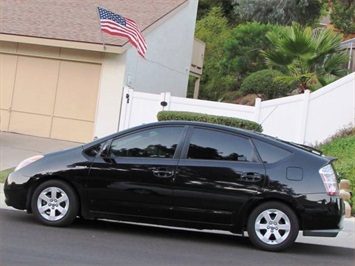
[98,141,115,164]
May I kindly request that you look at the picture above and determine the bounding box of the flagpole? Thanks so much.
[95,6,106,50]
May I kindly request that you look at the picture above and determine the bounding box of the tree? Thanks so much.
[222,22,278,87]
[197,0,239,25]
[234,0,323,26]
[329,0,355,36]
[240,69,292,100]
[262,23,349,93]
[195,7,234,100]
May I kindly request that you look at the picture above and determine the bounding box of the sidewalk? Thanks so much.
[0,132,354,249]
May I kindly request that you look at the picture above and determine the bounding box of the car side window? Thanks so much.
[109,126,184,158]
[187,128,254,162]
[253,139,292,163]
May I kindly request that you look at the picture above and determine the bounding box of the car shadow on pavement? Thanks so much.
[2,209,354,260]
[71,217,355,256]
[71,217,254,248]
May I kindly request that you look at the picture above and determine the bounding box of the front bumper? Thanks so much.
[4,172,29,210]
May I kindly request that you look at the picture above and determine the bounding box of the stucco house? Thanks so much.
[0,0,203,142]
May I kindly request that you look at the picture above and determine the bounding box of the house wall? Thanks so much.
[0,1,199,142]
[93,0,199,138]
[123,0,198,97]
[93,53,127,139]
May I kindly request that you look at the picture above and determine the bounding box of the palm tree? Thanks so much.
[262,23,349,93]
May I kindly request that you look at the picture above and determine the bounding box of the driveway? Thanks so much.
[0,132,80,171]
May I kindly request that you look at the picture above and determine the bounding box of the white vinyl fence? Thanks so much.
[119,72,355,145]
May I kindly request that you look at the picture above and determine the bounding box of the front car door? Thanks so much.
[86,125,186,219]
[173,126,267,225]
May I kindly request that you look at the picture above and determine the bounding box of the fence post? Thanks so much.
[163,92,171,111]
[254,98,261,123]
[298,90,311,144]
[118,86,134,131]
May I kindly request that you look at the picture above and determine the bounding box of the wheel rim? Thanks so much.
[36,187,69,221]
[254,209,291,245]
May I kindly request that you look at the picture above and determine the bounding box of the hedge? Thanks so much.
[157,111,263,132]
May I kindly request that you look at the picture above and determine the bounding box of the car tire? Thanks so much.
[247,201,299,252]
[31,180,78,227]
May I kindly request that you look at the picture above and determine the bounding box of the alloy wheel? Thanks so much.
[254,209,291,245]
[36,186,70,221]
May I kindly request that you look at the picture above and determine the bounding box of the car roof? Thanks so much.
[120,121,257,138]
[84,121,323,157]
[87,120,264,144]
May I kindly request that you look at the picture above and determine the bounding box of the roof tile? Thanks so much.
[0,0,188,46]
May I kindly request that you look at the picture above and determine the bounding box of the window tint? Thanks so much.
[109,127,184,158]
[187,128,253,162]
[253,139,292,163]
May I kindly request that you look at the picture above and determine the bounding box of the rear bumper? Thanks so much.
[298,194,345,236]
[303,228,341,237]
[303,207,344,237]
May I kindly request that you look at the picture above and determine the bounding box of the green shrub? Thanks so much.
[240,69,292,100]
[0,168,14,183]
[318,127,355,214]
[157,111,263,132]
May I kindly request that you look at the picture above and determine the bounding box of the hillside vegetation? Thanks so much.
[318,127,355,213]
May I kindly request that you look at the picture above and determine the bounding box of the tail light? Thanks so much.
[319,164,339,196]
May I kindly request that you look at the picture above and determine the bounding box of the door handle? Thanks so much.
[240,172,262,182]
[152,168,175,178]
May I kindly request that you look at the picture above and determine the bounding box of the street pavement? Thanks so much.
[0,131,354,249]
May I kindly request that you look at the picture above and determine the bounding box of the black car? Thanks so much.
[4,121,344,251]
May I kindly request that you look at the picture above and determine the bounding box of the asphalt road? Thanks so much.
[0,209,354,266]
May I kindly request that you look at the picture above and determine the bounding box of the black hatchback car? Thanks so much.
[4,121,344,251]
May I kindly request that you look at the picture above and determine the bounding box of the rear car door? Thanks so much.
[86,125,186,219]
[173,126,267,225]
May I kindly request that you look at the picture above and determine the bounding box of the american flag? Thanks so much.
[97,6,147,58]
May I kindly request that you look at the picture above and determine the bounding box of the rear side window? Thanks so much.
[253,139,291,163]
[187,128,254,162]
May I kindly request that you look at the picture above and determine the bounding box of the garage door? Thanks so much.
[0,43,102,142]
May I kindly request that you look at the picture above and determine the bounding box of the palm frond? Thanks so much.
[262,22,347,92]
[262,50,294,67]
[323,51,350,74]
[313,28,344,56]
